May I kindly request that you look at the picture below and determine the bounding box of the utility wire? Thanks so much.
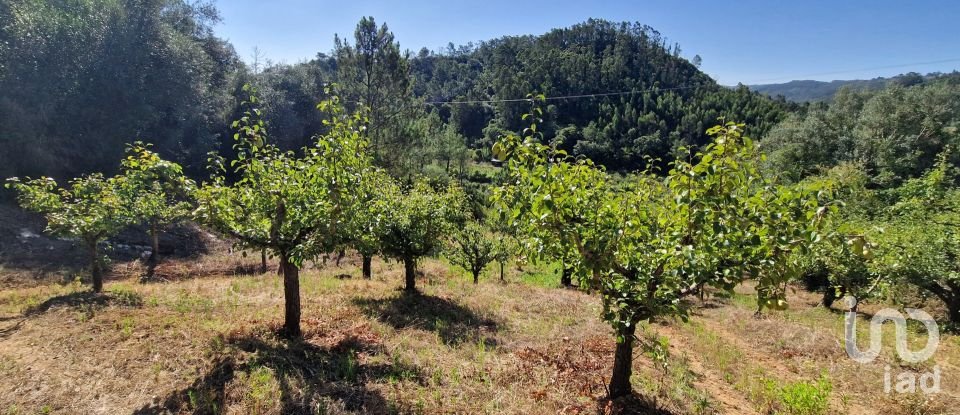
[343,57,960,106]
[422,84,710,105]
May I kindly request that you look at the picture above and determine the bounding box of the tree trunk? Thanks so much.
[947,298,960,323]
[362,255,372,279]
[260,249,268,274]
[473,270,480,284]
[608,323,637,399]
[561,263,573,287]
[149,223,160,264]
[822,287,838,308]
[146,223,159,280]
[404,257,417,292]
[88,241,103,293]
[499,261,504,282]
[280,254,302,337]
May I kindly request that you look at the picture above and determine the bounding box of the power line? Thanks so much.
[422,84,710,106]
[345,57,960,107]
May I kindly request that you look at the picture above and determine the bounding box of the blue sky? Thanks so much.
[214,0,960,85]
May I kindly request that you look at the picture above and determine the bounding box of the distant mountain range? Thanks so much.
[748,72,950,102]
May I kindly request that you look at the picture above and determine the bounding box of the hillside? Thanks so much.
[0,4,788,180]
[748,71,955,102]
[749,79,887,102]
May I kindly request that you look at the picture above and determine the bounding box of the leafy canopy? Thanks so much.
[117,142,196,228]
[341,167,398,258]
[380,180,466,263]
[194,86,372,266]
[493,99,832,332]
[446,221,498,281]
[5,173,128,244]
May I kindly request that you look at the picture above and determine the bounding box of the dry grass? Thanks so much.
[0,252,958,414]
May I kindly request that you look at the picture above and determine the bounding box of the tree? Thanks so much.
[434,122,471,174]
[493,100,831,399]
[872,152,960,322]
[195,86,371,337]
[380,181,465,291]
[117,142,195,279]
[0,0,238,180]
[762,77,960,187]
[447,221,497,284]
[799,164,883,308]
[335,17,419,172]
[5,174,128,292]
[343,168,397,279]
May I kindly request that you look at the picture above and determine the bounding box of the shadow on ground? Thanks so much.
[352,291,500,346]
[599,394,676,415]
[22,290,143,317]
[0,202,214,286]
[132,331,422,414]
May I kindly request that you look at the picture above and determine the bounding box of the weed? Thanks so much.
[75,303,95,322]
[116,317,135,338]
[187,388,219,414]
[334,350,359,382]
[247,366,277,412]
[150,362,164,380]
[108,286,143,307]
[765,374,832,415]
[171,291,214,314]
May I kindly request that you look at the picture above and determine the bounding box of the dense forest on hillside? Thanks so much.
[762,74,960,185]
[0,0,790,182]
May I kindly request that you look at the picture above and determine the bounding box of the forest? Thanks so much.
[1,1,959,414]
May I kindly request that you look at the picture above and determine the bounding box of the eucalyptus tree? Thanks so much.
[195,87,371,337]
[117,142,195,278]
[380,181,466,291]
[493,99,831,398]
[6,174,128,292]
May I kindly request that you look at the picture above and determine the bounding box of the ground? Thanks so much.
[0,225,957,414]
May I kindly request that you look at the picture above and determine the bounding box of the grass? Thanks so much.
[0,252,957,414]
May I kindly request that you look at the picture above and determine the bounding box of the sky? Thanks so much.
[214,0,960,85]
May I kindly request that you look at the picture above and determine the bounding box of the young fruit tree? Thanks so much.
[447,221,497,284]
[195,88,371,337]
[380,180,465,291]
[798,165,882,308]
[117,142,195,279]
[342,168,397,279]
[5,174,129,292]
[493,101,832,399]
